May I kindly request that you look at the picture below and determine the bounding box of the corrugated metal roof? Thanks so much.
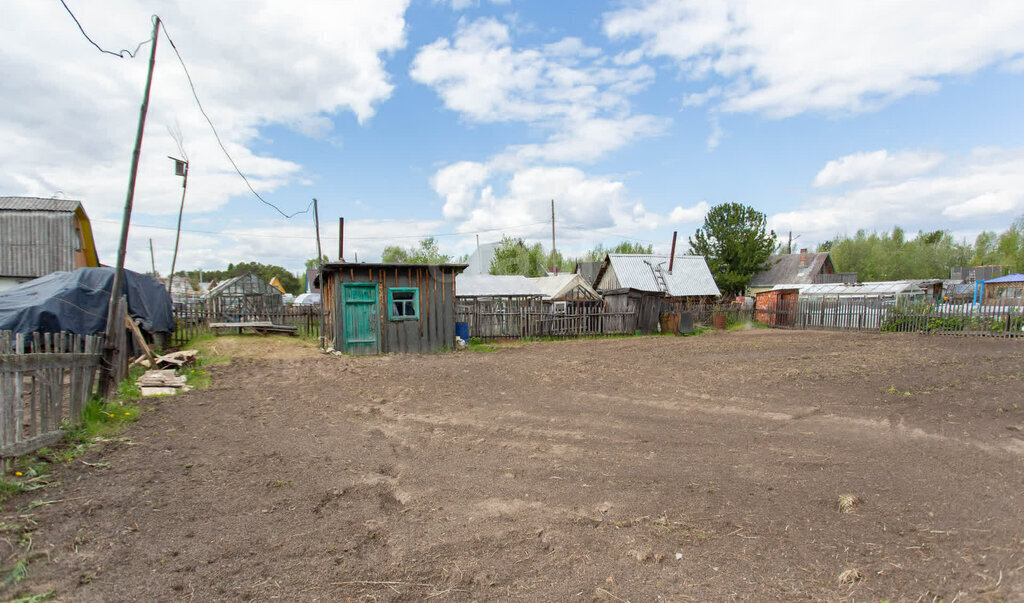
[601,254,720,297]
[0,197,83,212]
[985,273,1024,284]
[455,274,543,297]
[1,198,84,278]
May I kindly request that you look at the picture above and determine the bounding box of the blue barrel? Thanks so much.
[455,322,469,341]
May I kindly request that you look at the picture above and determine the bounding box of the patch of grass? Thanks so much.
[467,338,499,353]
[186,333,232,365]
[3,560,29,587]
[680,326,713,337]
[726,320,767,331]
[0,478,26,503]
[885,386,913,397]
[10,590,57,603]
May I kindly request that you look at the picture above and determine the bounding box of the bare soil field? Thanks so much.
[3,330,1023,601]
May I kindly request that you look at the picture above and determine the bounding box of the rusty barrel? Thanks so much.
[712,313,727,330]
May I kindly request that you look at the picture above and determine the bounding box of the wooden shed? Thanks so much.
[321,262,467,355]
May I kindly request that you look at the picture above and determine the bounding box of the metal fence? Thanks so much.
[756,297,1024,338]
[0,331,105,457]
[171,305,325,346]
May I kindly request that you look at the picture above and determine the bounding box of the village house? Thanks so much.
[0,197,100,291]
[747,249,852,295]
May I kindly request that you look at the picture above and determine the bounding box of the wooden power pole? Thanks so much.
[100,16,161,396]
[550,199,556,275]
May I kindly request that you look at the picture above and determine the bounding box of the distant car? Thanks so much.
[293,293,321,306]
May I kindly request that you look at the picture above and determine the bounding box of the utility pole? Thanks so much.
[167,155,189,295]
[148,239,156,275]
[787,231,792,254]
[669,231,678,273]
[101,15,160,396]
[550,199,557,275]
[313,199,325,349]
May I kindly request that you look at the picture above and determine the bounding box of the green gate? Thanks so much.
[340,283,380,355]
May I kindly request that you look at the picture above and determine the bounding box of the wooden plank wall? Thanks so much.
[0,330,104,457]
[330,265,459,353]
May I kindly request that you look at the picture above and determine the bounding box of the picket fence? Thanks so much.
[0,331,105,457]
[757,297,1024,338]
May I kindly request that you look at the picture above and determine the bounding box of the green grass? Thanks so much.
[9,590,58,603]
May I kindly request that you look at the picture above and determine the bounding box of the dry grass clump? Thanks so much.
[837,568,863,584]
[837,494,861,514]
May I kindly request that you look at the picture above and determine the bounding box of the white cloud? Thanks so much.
[770,147,1024,242]
[410,17,665,162]
[1,0,409,269]
[605,0,1024,117]
[413,17,675,246]
[669,202,709,224]
[813,150,945,188]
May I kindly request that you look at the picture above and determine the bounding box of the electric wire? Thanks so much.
[159,21,312,219]
[58,0,152,58]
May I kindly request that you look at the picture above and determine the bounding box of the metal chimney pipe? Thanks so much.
[668,231,677,272]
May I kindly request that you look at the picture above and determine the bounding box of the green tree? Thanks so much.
[688,203,776,295]
[581,241,654,262]
[489,236,548,276]
[381,237,452,264]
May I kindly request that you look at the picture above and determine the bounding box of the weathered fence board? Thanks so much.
[0,331,104,457]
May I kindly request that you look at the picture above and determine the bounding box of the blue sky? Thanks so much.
[4,0,1024,274]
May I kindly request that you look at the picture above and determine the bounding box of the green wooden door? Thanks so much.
[341,283,380,355]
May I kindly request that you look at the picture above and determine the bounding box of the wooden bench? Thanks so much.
[208,321,299,336]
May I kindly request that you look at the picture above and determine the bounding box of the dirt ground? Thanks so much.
[3,330,1024,601]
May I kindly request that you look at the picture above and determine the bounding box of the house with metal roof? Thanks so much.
[747,249,850,295]
[0,196,100,291]
[593,253,720,299]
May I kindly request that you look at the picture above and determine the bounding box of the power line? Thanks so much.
[58,0,152,58]
[158,21,312,220]
[90,218,553,241]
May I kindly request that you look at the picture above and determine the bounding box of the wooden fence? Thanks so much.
[455,300,751,340]
[756,297,1024,338]
[171,305,325,346]
[0,331,105,457]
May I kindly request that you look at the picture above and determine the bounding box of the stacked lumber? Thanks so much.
[132,349,198,369]
[136,369,191,397]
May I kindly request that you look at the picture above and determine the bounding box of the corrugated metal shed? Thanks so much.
[597,254,720,297]
[0,196,91,279]
[456,274,542,297]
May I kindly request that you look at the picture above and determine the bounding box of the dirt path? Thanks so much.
[3,331,1023,601]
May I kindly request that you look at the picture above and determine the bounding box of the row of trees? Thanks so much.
[821,219,1024,281]
[176,261,305,294]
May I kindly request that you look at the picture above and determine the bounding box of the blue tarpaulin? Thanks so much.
[0,267,174,336]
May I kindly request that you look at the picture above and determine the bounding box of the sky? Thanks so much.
[3,0,1024,275]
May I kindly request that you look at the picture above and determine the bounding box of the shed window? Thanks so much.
[388,287,419,320]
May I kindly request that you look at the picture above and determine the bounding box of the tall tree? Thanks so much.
[381,237,452,264]
[688,202,776,295]
[489,236,548,276]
